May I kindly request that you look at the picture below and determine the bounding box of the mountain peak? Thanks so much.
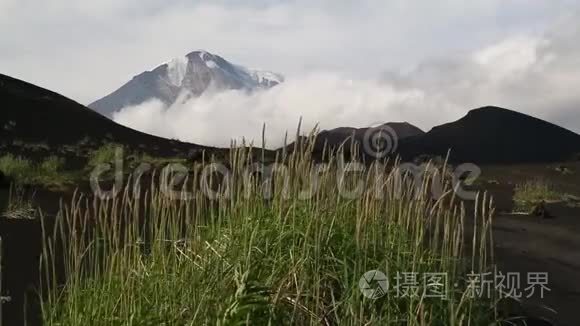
[466,106,515,116]
[187,50,217,61]
[89,50,284,117]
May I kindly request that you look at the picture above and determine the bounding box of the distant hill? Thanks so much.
[399,106,580,164]
[89,50,283,117]
[0,73,216,161]
[314,122,424,151]
[282,122,424,161]
[290,107,580,164]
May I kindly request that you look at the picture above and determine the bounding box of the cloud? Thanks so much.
[1,0,576,103]
[113,15,580,148]
[389,16,580,132]
[113,73,438,148]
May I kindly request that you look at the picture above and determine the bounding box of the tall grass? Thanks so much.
[40,137,496,325]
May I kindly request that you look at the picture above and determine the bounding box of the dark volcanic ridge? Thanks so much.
[290,107,580,164]
[0,73,219,162]
[319,122,426,146]
[399,106,580,164]
[290,122,425,155]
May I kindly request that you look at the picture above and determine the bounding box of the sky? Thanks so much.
[1,0,580,146]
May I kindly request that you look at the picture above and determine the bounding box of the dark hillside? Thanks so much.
[399,106,580,164]
[0,73,219,161]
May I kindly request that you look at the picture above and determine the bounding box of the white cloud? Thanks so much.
[1,0,575,102]
[113,73,441,148]
[391,17,580,132]
[113,16,580,147]
[473,37,541,79]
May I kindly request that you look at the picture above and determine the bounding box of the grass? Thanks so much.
[0,154,69,187]
[130,152,187,168]
[88,143,187,170]
[0,154,32,177]
[513,179,564,212]
[38,136,499,325]
[1,184,36,219]
[87,143,124,167]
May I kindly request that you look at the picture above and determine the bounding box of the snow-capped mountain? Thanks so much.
[89,50,284,117]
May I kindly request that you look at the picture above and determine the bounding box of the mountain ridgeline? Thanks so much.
[296,108,580,164]
[398,106,580,163]
[1,72,580,164]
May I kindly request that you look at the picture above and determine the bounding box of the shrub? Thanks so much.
[36,156,67,185]
[0,154,68,187]
[513,179,563,212]
[0,154,33,180]
[136,152,186,166]
[87,143,124,167]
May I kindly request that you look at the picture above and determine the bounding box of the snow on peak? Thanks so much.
[183,50,219,69]
[165,56,189,87]
[235,64,285,86]
[164,50,283,89]
[205,60,219,69]
[249,69,285,85]
[196,50,218,63]
[90,50,285,117]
